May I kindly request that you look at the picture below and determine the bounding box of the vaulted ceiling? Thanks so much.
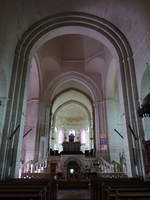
[37,34,115,100]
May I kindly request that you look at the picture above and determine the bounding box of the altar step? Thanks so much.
[57,189,91,200]
[56,180,91,200]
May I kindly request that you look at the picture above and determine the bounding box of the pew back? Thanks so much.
[0,178,56,200]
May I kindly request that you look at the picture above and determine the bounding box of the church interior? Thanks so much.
[0,0,150,199]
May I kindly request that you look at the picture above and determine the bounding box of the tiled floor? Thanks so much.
[57,189,91,200]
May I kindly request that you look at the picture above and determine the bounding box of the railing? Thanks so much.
[20,159,48,178]
[20,154,127,179]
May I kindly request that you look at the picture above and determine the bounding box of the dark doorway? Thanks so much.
[67,161,80,179]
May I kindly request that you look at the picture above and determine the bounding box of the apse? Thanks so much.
[50,89,94,154]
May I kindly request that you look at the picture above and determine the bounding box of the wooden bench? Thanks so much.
[91,177,150,200]
[102,179,150,200]
[0,178,56,200]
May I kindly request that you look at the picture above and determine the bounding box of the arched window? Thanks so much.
[80,128,86,144]
[58,128,64,144]
[69,129,75,136]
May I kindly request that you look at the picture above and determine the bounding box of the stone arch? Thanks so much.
[0,12,144,178]
[63,156,83,178]
[49,85,95,131]
[51,87,94,109]
[46,72,103,157]
[64,156,82,169]
[49,89,95,154]
[53,100,91,122]
[46,71,102,104]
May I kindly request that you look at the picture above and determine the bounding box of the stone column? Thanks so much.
[45,106,51,157]
[93,101,101,157]
[98,100,110,160]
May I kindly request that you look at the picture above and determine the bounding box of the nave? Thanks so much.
[1,2,150,200]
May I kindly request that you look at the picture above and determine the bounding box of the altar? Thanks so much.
[62,134,81,154]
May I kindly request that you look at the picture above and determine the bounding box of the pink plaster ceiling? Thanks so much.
[36,33,114,101]
[38,34,104,62]
[37,34,105,78]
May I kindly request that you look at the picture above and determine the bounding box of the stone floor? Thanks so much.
[57,189,91,200]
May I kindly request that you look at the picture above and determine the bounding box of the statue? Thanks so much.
[69,133,75,142]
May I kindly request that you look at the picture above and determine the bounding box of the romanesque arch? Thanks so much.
[0,12,144,178]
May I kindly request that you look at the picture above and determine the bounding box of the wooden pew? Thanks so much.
[91,177,150,200]
[0,178,56,200]
[107,188,150,200]
[103,179,150,200]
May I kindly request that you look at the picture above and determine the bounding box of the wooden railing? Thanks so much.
[21,159,48,177]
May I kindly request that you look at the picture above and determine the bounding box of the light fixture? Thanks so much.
[70,168,74,174]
